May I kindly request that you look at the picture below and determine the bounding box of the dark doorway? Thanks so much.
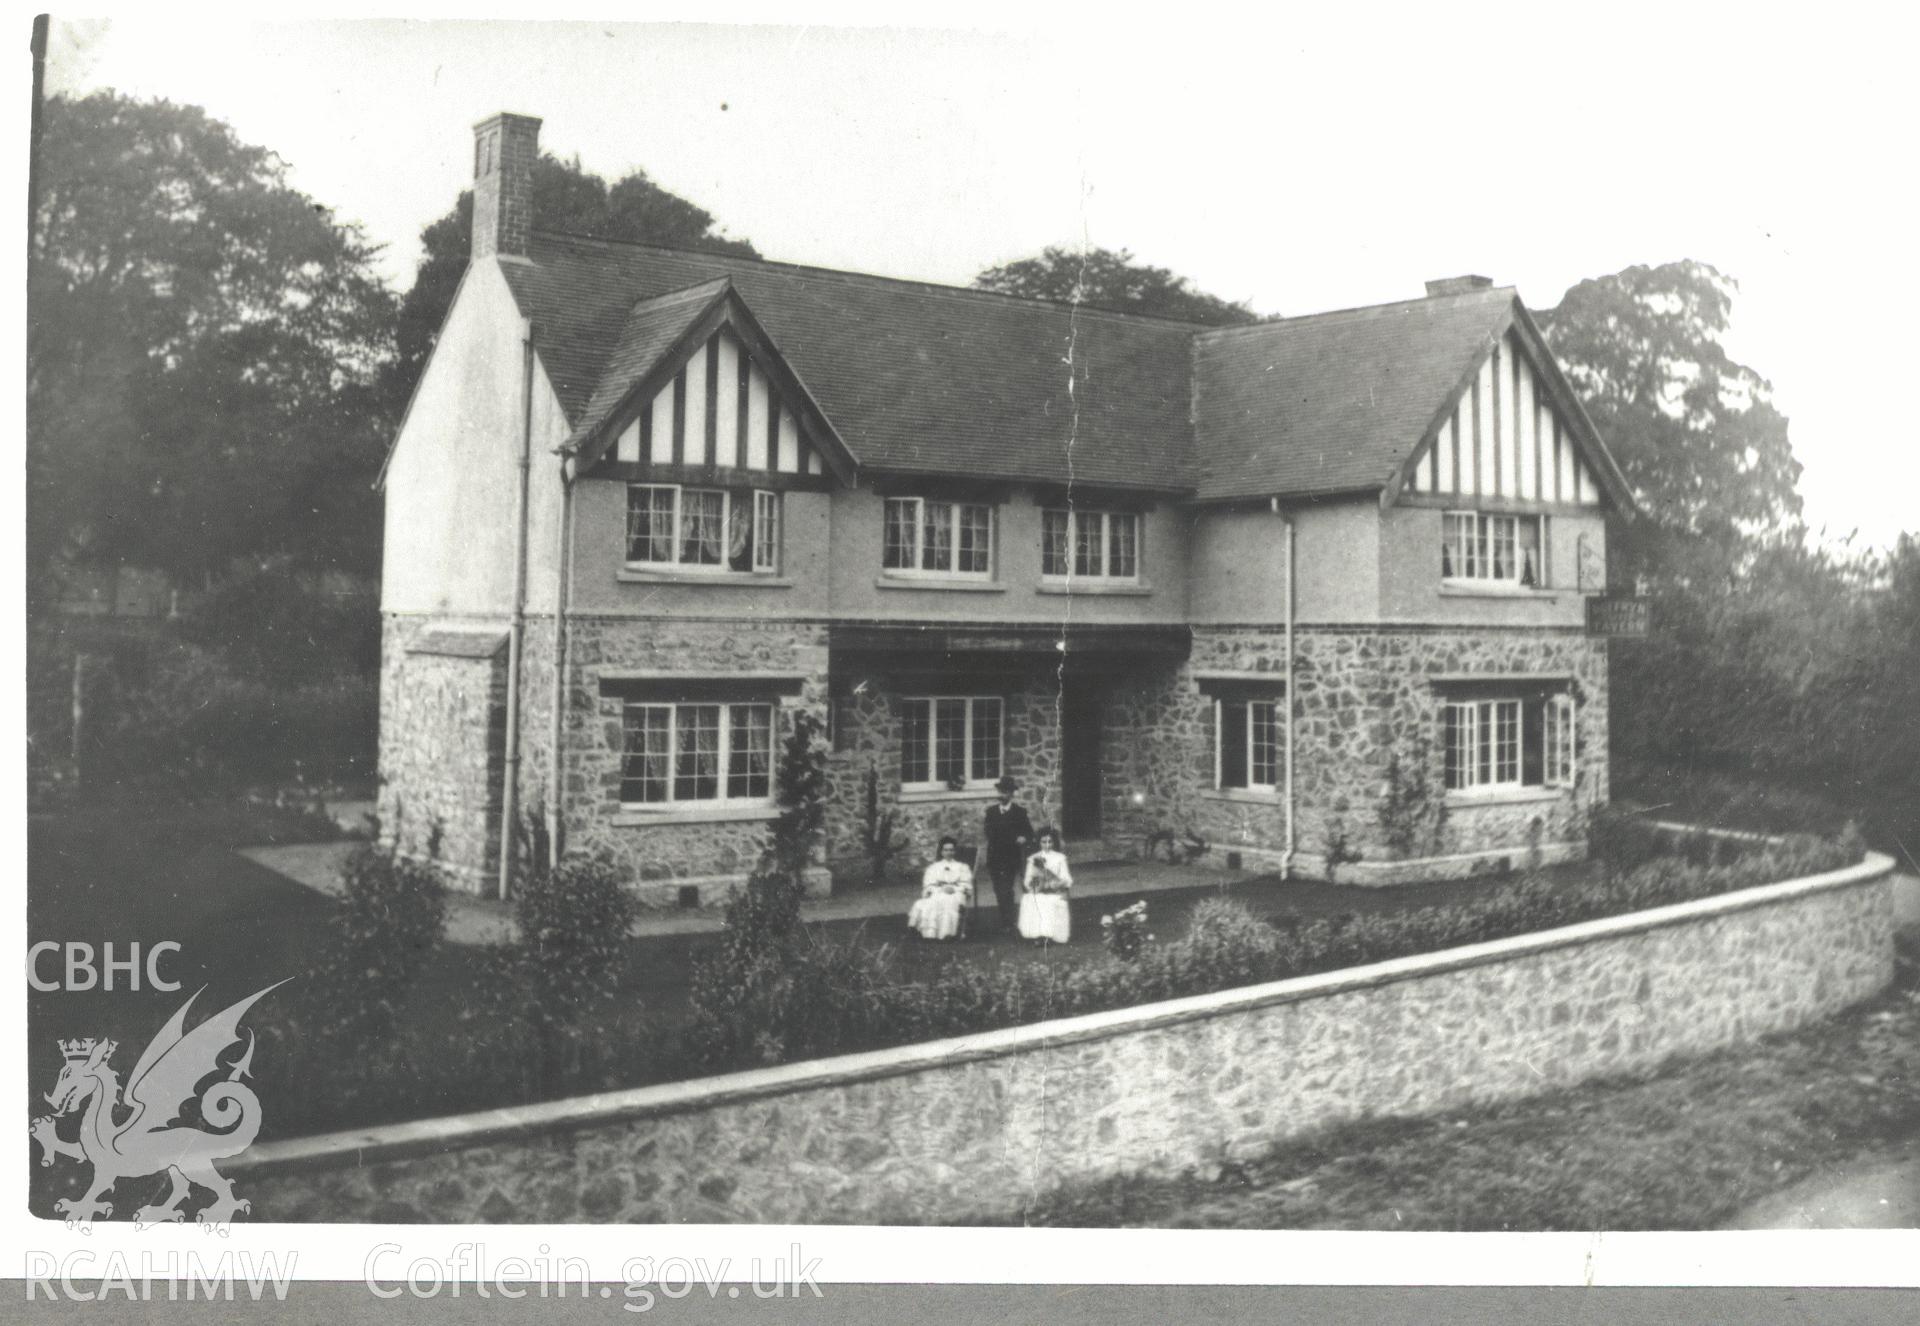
[1061,687,1104,841]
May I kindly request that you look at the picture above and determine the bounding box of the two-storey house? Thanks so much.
[378,113,1633,901]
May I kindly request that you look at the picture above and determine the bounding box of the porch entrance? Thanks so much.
[1061,686,1104,841]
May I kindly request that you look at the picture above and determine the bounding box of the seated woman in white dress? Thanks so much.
[1017,827,1073,945]
[908,836,973,941]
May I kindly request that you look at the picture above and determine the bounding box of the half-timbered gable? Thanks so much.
[567,278,850,490]
[1397,316,1627,512]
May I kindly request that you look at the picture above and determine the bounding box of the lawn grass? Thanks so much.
[1006,933,1920,1230]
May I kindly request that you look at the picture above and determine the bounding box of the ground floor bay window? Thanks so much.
[1443,692,1575,793]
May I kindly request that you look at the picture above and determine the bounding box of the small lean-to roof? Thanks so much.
[1192,285,1518,501]
[499,232,1202,493]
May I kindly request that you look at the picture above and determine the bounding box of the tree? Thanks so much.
[386,155,759,415]
[974,245,1262,326]
[29,93,398,589]
[1533,261,1802,589]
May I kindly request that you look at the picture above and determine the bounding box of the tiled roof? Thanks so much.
[501,233,1201,493]
[497,237,1540,502]
[568,276,731,448]
[1191,287,1516,501]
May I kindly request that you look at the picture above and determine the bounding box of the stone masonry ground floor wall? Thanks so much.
[237,853,1895,1224]
[1097,625,1611,883]
[823,659,1064,875]
[381,614,1615,898]
[377,614,509,891]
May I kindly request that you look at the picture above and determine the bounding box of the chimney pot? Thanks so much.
[1425,275,1494,297]
[472,112,542,261]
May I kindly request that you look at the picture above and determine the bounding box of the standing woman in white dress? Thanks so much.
[1017,827,1073,945]
[908,836,973,940]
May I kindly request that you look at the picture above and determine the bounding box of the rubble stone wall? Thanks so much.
[377,614,508,892]
[1098,626,1610,881]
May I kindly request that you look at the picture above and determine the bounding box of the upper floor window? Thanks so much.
[1042,509,1139,581]
[1215,697,1281,792]
[620,701,773,806]
[628,484,777,574]
[1442,511,1543,587]
[1443,693,1576,794]
[883,497,993,577]
[900,695,1003,789]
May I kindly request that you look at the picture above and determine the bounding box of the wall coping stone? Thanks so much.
[232,849,1893,1179]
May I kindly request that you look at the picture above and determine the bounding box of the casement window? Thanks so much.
[1041,509,1140,581]
[627,484,778,573]
[900,696,1003,789]
[620,701,774,806]
[1442,511,1544,587]
[1214,697,1282,792]
[1443,694,1577,793]
[882,497,994,577]
[1544,693,1577,788]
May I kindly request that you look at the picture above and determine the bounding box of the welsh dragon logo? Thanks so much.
[32,982,285,1231]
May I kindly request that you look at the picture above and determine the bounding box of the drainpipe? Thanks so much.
[497,320,536,901]
[1271,498,1296,879]
[547,453,575,869]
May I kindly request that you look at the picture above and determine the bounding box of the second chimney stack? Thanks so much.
[1424,275,1494,298]
[472,113,542,261]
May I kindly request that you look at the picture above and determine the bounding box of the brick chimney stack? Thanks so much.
[471,112,541,261]
[1424,275,1494,298]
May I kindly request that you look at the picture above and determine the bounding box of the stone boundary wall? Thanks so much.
[237,852,1895,1225]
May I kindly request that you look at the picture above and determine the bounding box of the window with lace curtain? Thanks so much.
[1442,510,1544,587]
[881,497,994,577]
[627,484,778,573]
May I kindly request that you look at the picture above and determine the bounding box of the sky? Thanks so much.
[43,7,1920,551]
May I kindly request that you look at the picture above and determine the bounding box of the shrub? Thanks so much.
[686,712,832,1063]
[307,844,447,1043]
[511,852,636,1019]
[1100,901,1152,961]
[1587,805,1666,879]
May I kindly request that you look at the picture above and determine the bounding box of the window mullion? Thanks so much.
[960,697,973,781]
[1244,702,1255,786]
[670,486,684,568]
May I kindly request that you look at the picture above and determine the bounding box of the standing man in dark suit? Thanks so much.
[983,776,1034,935]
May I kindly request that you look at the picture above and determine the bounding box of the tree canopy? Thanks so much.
[973,245,1261,326]
[29,92,398,586]
[1533,261,1802,587]
[386,154,759,415]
